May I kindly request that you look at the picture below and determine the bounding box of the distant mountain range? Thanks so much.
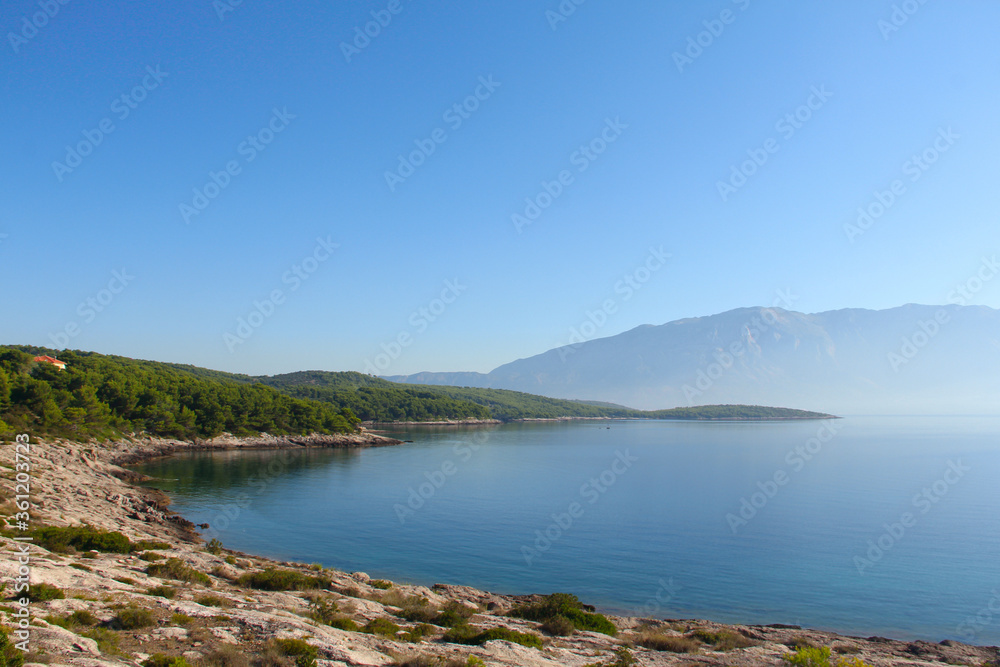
[386,304,1000,414]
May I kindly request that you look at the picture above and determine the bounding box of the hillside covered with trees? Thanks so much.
[0,346,833,440]
[0,347,360,439]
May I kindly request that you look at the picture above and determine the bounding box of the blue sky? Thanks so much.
[2,0,998,376]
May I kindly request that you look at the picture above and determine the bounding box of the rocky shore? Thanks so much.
[1,434,996,667]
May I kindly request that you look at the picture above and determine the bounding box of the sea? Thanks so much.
[133,415,1000,645]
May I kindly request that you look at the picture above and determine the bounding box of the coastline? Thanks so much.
[3,434,995,666]
[366,414,839,428]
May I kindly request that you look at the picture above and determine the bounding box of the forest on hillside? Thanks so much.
[0,347,360,439]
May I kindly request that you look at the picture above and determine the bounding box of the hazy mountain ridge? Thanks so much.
[386,304,1000,414]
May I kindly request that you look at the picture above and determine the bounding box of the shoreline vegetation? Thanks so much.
[1,433,996,667]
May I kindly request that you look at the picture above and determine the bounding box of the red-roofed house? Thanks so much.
[34,355,67,371]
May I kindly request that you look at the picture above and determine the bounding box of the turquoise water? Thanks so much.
[134,416,1000,644]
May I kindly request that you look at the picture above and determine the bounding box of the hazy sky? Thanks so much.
[3,1,998,376]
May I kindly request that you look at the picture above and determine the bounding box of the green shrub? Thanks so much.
[273,638,318,667]
[140,551,164,562]
[225,555,238,565]
[147,585,176,599]
[307,596,338,624]
[135,540,171,551]
[443,624,543,649]
[32,525,134,554]
[328,616,359,631]
[782,646,874,667]
[115,606,156,630]
[396,598,437,624]
[588,648,636,667]
[68,609,97,626]
[25,583,65,601]
[196,594,232,608]
[0,629,24,667]
[392,657,437,667]
[171,612,193,625]
[508,593,616,636]
[432,601,475,627]
[43,614,70,629]
[236,568,329,591]
[206,538,224,554]
[474,627,543,649]
[83,627,120,655]
[370,579,393,590]
[442,624,479,644]
[636,632,699,653]
[147,558,211,586]
[784,646,832,667]
[142,654,193,667]
[201,644,250,667]
[540,614,575,636]
[364,617,401,637]
[402,623,436,642]
[690,628,755,650]
[615,648,638,667]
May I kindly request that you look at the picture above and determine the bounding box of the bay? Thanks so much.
[133,416,1000,644]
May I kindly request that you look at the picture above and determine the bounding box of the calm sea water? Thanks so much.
[134,416,1000,645]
